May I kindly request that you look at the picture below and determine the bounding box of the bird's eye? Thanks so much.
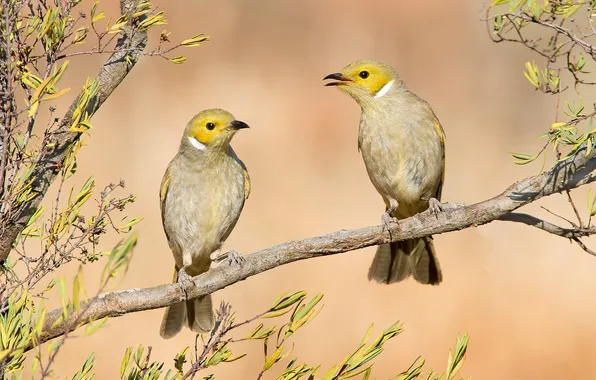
[206,122,215,130]
[359,71,370,79]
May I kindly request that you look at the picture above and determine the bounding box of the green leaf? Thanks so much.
[269,291,306,312]
[253,326,276,340]
[100,233,138,286]
[42,87,71,101]
[168,56,187,64]
[588,189,596,217]
[73,27,88,44]
[72,267,83,312]
[118,216,143,232]
[58,278,69,319]
[120,347,132,377]
[83,317,108,336]
[394,357,425,380]
[180,33,209,47]
[35,308,47,338]
[108,15,127,34]
[138,11,167,30]
[72,352,96,380]
[510,152,537,165]
[550,122,569,130]
[562,4,581,19]
[261,308,294,318]
[263,344,293,371]
[205,345,233,367]
[173,346,188,374]
[286,294,324,337]
[445,333,469,380]
[291,294,323,322]
[0,349,11,362]
[523,61,540,88]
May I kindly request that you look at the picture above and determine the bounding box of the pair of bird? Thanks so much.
[159,60,446,339]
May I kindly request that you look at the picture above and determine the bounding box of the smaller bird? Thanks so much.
[159,108,250,339]
[324,60,445,285]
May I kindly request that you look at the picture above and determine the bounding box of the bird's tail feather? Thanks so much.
[185,294,214,333]
[160,266,214,339]
[160,301,186,339]
[368,238,442,285]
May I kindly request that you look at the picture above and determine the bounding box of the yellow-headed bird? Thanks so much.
[159,108,250,338]
[324,60,445,285]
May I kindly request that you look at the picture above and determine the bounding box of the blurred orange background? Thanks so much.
[40,0,596,378]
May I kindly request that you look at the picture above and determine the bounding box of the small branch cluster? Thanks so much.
[486,0,596,91]
[115,292,469,380]
[486,0,596,254]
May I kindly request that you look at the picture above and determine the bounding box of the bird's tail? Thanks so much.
[160,301,185,339]
[368,238,442,285]
[159,295,214,339]
[184,295,214,333]
[159,267,214,339]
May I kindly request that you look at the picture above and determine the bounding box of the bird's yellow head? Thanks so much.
[323,60,402,104]
[183,108,249,152]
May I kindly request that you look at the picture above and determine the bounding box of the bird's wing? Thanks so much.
[431,114,446,201]
[242,167,251,200]
[160,167,172,239]
[229,147,251,200]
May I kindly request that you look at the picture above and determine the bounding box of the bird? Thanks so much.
[159,108,251,338]
[324,60,445,285]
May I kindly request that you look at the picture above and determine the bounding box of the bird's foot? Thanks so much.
[428,197,444,217]
[210,249,245,268]
[176,265,193,287]
[381,211,398,231]
[427,199,464,217]
[225,250,245,266]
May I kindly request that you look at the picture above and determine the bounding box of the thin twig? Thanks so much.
[572,237,596,256]
[566,190,584,226]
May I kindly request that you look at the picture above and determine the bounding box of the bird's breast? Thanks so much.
[359,111,443,216]
[163,157,246,259]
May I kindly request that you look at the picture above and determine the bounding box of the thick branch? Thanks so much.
[27,145,596,351]
[0,0,147,262]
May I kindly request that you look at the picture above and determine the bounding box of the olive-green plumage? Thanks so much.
[325,60,445,285]
[159,109,250,338]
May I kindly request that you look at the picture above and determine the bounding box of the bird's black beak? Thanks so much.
[323,73,352,86]
[229,120,250,130]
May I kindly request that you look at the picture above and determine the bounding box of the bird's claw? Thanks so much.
[226,250,245,266]
[381,212,398,231]
[428,197,447,219]
[210,250,244,269]
[176,266,193,287]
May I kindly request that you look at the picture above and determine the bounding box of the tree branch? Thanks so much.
[498,212,596,255]
[0,0,148,262]
[26,144,596,351]
[498,212,596,238]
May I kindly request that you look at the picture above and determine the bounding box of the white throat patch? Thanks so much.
[374,79,395,99]
[188,136,206,151]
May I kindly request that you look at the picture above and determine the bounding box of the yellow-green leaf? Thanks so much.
[180,33,209,47]
[42,87,71,101]
[169,56,187,64]
[588,188,596,217]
